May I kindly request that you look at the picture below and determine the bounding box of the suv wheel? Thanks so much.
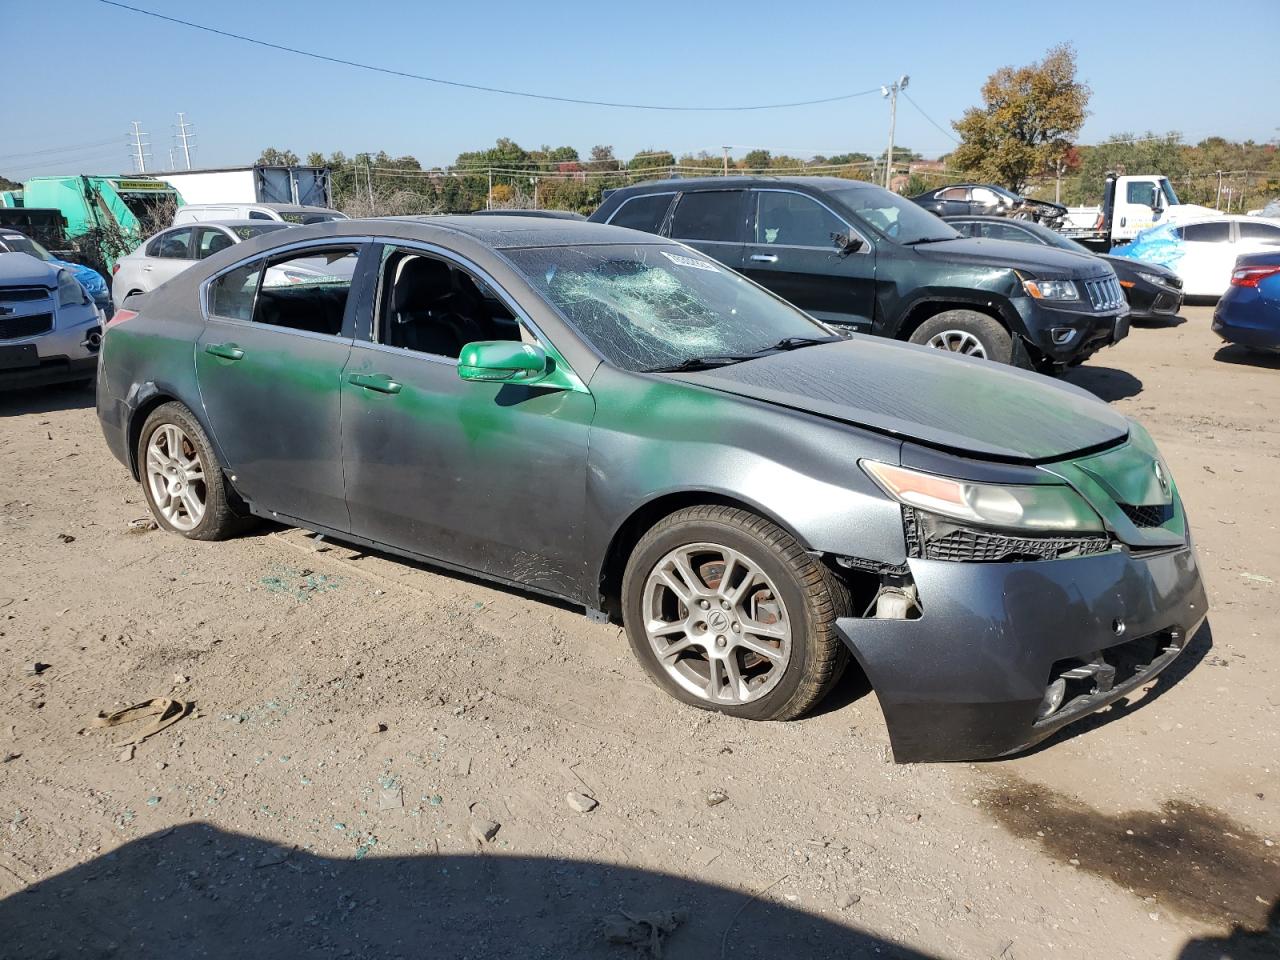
[621,505,851,721]
[909,310,1013,364]
[138,402,246,541]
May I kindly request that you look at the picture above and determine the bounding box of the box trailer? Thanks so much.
[151,165,334,207]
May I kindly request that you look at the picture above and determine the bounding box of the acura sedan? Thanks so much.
[97,217,1207,761]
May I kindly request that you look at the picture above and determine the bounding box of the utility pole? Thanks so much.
[881,75,909,190]
[129,121,150,174]
[366,162,374,206]
[722,146,730,176]
[1054,160,1065,205]
[487,169,493,210]
[1215,170,1224,209]
[175,112,195,170]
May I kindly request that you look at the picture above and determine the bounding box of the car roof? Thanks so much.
[604,175,885,196]
[365,215,663,248]
[180,219,287,228]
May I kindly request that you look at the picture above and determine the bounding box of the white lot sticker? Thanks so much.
[660,250,719,273]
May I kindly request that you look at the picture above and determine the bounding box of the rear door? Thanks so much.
[740,188,876,331]
[935,186,970,216]
[1236,218,1280,256]
[146,227,199,288]
[1178,220,1236,296]
[663,189,748,268]
[195,241,369,530]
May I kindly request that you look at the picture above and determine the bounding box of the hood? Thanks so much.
[911,236,1110,280]
[670,338,1129,463]
[0,251,58,288]
[1101,254,1177,280]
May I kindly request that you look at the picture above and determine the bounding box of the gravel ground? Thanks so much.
[0,305,1276,959]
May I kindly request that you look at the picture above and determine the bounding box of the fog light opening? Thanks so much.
[1036,678,1067,720]
[1051,327,1077,345]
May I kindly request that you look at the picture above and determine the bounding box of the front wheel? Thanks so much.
[621,505,851,721]
[137,401,246,541]
[908,309,1013,364]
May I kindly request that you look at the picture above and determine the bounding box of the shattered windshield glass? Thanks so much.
[505,244,831,372]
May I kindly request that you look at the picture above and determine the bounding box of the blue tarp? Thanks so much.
[1110,223,1183,272]
[51,257,108,302]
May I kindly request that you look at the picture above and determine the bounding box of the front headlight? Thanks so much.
[1137,272,1171,287]
[56,269,88,307]
[861,461,1104,532]
[1022,278,1079,301]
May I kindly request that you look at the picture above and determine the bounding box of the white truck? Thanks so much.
[1062,173,1218,249]
[151,164,334,208]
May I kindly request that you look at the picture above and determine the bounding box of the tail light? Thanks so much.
[1230,265,1280,288]
[111,263,121,275]
[108,308,138,326]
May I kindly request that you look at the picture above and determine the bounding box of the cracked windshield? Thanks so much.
[506,244,833,371]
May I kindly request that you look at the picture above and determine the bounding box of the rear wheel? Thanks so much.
[137,402,246,541]
[621,505,850,721]
[909,309,1013,364]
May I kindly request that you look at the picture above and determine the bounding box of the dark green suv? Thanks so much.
[589,176,1129,371]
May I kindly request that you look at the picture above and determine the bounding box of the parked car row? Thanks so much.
[95,214,1207,762]
[911,182,1068,228]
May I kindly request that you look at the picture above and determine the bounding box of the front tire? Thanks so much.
[908,309,1013,364]
[621,505,850,721]
[137,401,245,541]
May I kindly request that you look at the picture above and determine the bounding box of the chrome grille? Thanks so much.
[0,285,51,303]
[1083,275,1125,312]
[0,312,53,340]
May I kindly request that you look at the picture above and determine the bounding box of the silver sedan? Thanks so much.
[111,220,292,310]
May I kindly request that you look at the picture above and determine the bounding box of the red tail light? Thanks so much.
[111,263,121,275]
[108,308,138,326]
[1230,264,1280,288]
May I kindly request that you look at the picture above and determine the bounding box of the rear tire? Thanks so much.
[621,505,851,722]
[137,401,246,541]
[909,310,1013,364]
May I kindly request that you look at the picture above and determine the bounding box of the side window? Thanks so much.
[1126,181,1159,207]
[754,191,848,247]
[939,187,968,201]
[376,247,527,359]
[253,246,360,336]
[1181,221,1231,243]
[950,221,975,237]
[608,193,674,234]
[970,187,1000,206]
[249,210,273,221]
[980,222,1035,243]
[668,191,744,242]
[195,227,235,260]
[1238,220,1280,242]
[155,227,194,259]
[208,260,263,321]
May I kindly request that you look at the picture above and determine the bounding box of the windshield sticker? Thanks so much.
[660,250,719,273]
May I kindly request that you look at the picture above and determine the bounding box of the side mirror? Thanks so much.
[833,231,864,253]
[457,340,549,384]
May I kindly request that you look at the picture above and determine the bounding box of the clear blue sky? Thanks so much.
[5,0,1278,179]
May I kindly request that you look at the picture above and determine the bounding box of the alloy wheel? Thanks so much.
[145,423,207,531]
[642,542,792,705]
[926,329,987,358]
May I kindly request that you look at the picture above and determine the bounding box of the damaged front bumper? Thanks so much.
[837,544,1207,762]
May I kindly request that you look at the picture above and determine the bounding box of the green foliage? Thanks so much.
[256,147,300,166]
[951,44,1090,192]
[0,173,19,192]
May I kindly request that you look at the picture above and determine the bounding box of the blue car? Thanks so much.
[0,229,111,318]
[1213,251,1280,353]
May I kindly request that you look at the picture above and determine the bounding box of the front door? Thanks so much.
[195,242,365,531]
[339,244,593,599]
[739,189,877,332]
[664,189,748,269]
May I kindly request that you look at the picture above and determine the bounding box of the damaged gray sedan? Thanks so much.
[96,216,1207,761]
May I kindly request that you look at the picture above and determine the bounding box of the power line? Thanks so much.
[0,137,123,163]
[98,1,883,112]
[902,91,959,145]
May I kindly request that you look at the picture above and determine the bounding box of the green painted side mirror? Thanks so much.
[457,341,549,384]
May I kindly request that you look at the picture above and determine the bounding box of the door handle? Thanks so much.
[348,372,402,395]
[142,265,152,271]
[204,342,244,361]
[750,254,779,263]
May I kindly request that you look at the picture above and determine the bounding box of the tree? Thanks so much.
[0,173,19,191]
[257,147,300,166]
[742,149,772,170]
[628,148,675,171]
[951,44,1090,192]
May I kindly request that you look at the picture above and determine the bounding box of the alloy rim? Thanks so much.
[642,542,792,705]
[145,423,206,531]
[926,329,987,358]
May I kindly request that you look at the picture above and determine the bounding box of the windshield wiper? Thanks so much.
[901,236,955,246]
[759,335,844,352]
[642,355,755,373]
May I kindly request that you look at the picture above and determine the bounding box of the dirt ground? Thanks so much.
[0,305,1276,960]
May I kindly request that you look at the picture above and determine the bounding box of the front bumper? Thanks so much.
[1213,298,1280,351]
[0,302,102,391]
[1015,297,1128,363]
[1126,281,1184,319]
[837,545,1207,762]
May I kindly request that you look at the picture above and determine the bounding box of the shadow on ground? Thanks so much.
[1214,344,1280,369]
[1062,364,1144,402]
[0,824,932,960]
[1132,314,1187,329]
[0,380,95,417]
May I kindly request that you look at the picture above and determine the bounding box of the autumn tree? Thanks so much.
[951,44,1090,193]
[256,147,300,166]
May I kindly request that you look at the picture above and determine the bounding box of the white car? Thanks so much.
[111,220,291,309]
[1173,215,1280,297]
[172,202,347,225]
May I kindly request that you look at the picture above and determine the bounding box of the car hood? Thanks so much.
[0,251,57,288]
[910,236,1110,280]
[669,338,1130,463]
[1101,254,1177,281]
